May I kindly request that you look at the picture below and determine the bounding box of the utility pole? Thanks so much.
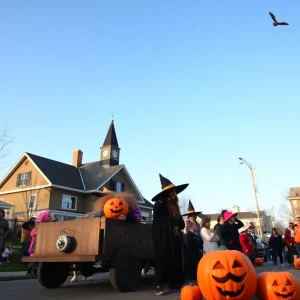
[239,157,262,235]
[272,206,276,228]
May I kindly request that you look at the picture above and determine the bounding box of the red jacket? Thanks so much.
[239,233,254,255]
[284,229,295,246]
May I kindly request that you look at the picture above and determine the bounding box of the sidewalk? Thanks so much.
[0,271,27,277]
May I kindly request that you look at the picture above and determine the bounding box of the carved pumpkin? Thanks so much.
[256,272,300,300]
[197,250,256,300]
[254,257,264,266]
[294,258,300,270]
[180,285,203,300]
[103,197,129,219]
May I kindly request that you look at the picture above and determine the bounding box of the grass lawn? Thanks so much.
[0,239,28,272]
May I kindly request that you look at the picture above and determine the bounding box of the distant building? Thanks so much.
[286,187,300,221]
[0,121,153,222]
[206,205,264,234]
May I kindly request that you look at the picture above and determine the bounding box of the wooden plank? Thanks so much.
[22,255,96,263]
[34,218,102,257]
[102,219,153,260]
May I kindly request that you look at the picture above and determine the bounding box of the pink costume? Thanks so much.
[28,211,51,256]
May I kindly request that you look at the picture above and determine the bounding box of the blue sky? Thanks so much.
[1,1,299,221]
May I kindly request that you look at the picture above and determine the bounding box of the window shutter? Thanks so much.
[16,174,21,187]
[121,183,125,192]
[28,171,32,186]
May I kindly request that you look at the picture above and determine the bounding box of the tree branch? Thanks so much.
[0,124,13,161]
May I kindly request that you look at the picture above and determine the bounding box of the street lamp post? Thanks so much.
[238,157,262,236]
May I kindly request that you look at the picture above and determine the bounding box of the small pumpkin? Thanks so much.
[256,272,300,300]
[197,250,256,300]
[294,258,300,270]
[254,257,264,266]
[103,197,129,219]
[181,285,203,300]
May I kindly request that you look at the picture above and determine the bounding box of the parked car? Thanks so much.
[255,235,266,258]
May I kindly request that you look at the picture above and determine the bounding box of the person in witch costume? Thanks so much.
[152,174,188,296]
[182,200,202,236]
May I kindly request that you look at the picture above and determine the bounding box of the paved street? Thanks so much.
[1,266,299,300]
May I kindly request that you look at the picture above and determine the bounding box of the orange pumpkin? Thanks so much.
[180,285,203,300]
[197,250,256,300]
[103,197,129,219]
[294,258,300,270]
[254,257,264,266]
[256,272,300,300]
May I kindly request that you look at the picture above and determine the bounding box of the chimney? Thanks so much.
[72,150,83,167]
[232,205,240,214]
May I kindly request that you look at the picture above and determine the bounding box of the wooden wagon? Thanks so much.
[22,217,154,292]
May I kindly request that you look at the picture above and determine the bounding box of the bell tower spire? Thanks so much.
[100,120,120,167]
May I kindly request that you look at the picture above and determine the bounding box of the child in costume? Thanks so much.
[2,241,13,263]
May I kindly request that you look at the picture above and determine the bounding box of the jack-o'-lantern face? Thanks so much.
[257,272,300,300]
[197,250,256,300]
[103,197,129,219]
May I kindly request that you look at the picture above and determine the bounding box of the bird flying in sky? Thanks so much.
[269,12,289,26]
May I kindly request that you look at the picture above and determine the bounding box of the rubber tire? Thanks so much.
[37,262,69,289]
[109,247,141,292]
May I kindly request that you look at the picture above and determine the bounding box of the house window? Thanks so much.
[16,171,32,187]
[62,195,77,210]
[28,194,37,209]
[55,215,80,222]
[115,182,125,192]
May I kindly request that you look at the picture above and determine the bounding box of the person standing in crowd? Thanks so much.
[239,225,255,265]
[152,174,188,296]
[289,222,295,239]
[247,225,258,253]
[185,220,204,284]
[293,216,300,258]
[21,217,36,257]
[0,208,9,264]
[284,227,297,266]
[201,217,219,253]
[261,231,271,262]
[220,211,244,251]
[269,227,284,267]
[182,200,201,236]
[214,214,225,247]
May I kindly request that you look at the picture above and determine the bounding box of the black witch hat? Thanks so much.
[151,174,189,202]
[182,199,202,216]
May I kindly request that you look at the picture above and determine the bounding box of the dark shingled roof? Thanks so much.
[27,153,84,190]
[103,121,119,147]
[25,153,152,210]
[79,162,123,190]
[141,197,153,209]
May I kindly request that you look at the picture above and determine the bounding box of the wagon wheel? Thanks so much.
[37,262,69,289]
[109,247,141,292]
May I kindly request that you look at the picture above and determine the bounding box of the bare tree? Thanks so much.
[19,173,50,220]
[260,210,273,233]
[179,198,189,214]
[0,124,13,163]
[280,188,293,222]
